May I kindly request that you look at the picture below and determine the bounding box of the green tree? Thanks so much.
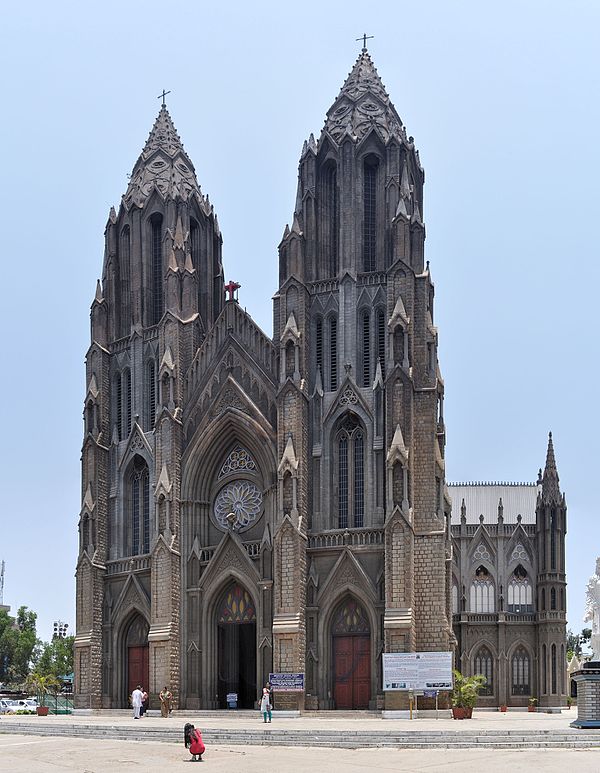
[0,606,38,684]
[36,635,74,678]
[566,629,582,660]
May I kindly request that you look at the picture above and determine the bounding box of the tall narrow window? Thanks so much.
[116,374,123,442]
[130,456,150,556]
[550,586,556,610]
[470,566,495,613]
[151,214,164,324]
[550,508,556,570]
[120,226,131,338]
[329,316,338,391]
[511,647,530,695]
[363,158,378,271]
[326,165,338,276]
[474,647,493,695]
[354,431,364,527]
[146,361,156,430]
[124,369,132,437]
[338,435,348,529]
[190,218,201,270]
[362,312,370,387]
[551,643,557,694]
[542,644,547,694]
[315,318,323,377]
[376,308,385,378]
[507,566,533,613]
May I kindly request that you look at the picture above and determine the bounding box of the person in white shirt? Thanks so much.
[131,685,143,719]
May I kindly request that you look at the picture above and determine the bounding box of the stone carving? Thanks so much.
[213,387,246,416]
[584,557,600,660]
[339,387,358,406]
[473,543,491,562]
[324,51,404,144]
[218,446,257,479]
[214,480,263,531]
[511,542,528,562]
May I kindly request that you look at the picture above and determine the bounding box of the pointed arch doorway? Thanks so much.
[331,597,371,709]
[216,583,257,709]
[125,614,149,705]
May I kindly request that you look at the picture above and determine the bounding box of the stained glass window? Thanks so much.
[511,646,530,695]
[214,480,262,530]
[217,584,256,624]
[332,598,370,635]
[218,446,257,479]
[474,647,493,695]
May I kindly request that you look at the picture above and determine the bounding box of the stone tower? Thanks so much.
[74,106,224,708]
[536,432,568,706]
[274,49,452,709]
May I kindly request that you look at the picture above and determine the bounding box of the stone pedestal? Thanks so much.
[570,663,600,729]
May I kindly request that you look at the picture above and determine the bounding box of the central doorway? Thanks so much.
[216,583,257,709]
[125,614,149,706]
[331,597,371,709]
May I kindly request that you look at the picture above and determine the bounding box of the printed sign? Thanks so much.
[382,652,452,691]
[268,672,305,691]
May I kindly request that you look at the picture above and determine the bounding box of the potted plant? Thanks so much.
[499,703,508,712]
[528,696,538,712]
[451,670,487,719]
[566,696,573,709]
[25,672,61,716]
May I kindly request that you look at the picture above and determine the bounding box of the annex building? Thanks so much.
[74,49,567,711]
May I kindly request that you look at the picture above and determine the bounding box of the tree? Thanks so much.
[566,629,582,660]
[0,606,38,684]
[35,635,74,678]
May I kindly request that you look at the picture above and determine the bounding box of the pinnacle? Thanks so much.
[141,104,188,160]
[542,431,561,503]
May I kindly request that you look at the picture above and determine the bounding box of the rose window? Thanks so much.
[214,480,263,530]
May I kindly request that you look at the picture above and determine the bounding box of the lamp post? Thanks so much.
[53,620,68,640]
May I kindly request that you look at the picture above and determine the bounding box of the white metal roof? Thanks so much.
[448,483,538,525]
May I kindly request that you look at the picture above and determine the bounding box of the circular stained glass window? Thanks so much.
[214,480,263,531]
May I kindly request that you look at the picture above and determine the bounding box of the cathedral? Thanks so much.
[74,49,567,711]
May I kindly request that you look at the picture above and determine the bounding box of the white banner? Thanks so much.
[382,651,453,691]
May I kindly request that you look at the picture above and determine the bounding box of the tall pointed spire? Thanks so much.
[124,105,200,208]
[323,50,405,145]
[542,431,561,503]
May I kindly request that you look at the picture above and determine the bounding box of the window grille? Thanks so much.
[151,215,164,324]
[190,218,200,269]
[327,166,338,276]
[315,318,323,377]
[550,508,556,570]
[376,309,385,378]
[120,226,131,337]
[329,317,338,391]
[116,375,123,441]
[470,566,495,613]
[507,566,533,612]
[125,370,132,437]
[474,647,493,695]
[511,647,530,695]
[130,457,149,556]
[147,361,156,430]
[132,469,140,553]
[362,313,370,387]
[142,467,150,554]
[363,161,377,271]
[338,435,348,529]
[550,586,556,610]
[354,431,364,527]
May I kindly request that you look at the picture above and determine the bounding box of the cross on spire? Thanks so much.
[157,89,171,107]
[224,280,241,302]
[356,33,374,52]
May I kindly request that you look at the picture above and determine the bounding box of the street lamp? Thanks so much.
[53,620,68,639]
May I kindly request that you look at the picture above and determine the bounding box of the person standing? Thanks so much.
[159,686,173,717]
[131,685,143,719]
[140,687,148,716]
[260,687,272,723]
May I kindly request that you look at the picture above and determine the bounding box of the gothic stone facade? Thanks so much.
[74,51,566,710]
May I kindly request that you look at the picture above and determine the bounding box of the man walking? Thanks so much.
[131,685,143,719]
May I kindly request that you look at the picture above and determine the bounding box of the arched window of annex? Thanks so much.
[333,413,366,530]
[511,645,531,696]
[507,564,533,613]
[126,455,151,556]
[469,565,495,613]
[473,645,494,695]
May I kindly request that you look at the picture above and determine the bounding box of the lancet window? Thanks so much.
[470,565,495,613]
[336,414,365,529]
[511,646,530,695]
[128,455,150,556]
[474,646,493,695]
[507,565,533,613]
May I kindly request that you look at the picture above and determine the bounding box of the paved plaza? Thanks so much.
[1,712,600,771]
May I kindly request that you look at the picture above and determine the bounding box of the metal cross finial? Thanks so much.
[356,33,374,52]
[224,280,241,302]
[157,89,171,107]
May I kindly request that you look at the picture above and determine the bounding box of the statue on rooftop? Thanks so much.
[584,557,600,660]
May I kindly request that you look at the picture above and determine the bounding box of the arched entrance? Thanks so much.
[216,583,257,708]
[125,614,149,705]
[331,597,371,709]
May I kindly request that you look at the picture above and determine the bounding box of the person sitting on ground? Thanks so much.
[184,722,205,762]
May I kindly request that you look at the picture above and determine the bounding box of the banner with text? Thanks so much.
[268,673,305,692]
[382,652,452,691]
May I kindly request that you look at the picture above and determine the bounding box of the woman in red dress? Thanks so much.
[184,723,205,762]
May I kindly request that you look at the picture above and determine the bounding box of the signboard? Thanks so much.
[226,692,238,708]
[382,652,452,691]
[269,672,305,692]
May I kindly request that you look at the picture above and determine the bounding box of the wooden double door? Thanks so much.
[127,645,149,699]
[333,635,370,709]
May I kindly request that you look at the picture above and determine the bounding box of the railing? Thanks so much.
[105,556,151,575]
[198,541,261,565]
[308,528,384,550]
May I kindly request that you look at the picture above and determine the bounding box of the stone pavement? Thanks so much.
[1,734,600,772]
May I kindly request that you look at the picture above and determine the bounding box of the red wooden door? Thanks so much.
[128,645,149,699]
[333,635,370,709]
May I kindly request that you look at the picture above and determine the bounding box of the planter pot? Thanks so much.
[36,706,49,716]
[452,707,472,720]
[528,705,536,712]
[499,705,507,712]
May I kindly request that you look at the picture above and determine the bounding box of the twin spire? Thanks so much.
[541,431,562,504]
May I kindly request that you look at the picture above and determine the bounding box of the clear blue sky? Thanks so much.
[0,0,597,644]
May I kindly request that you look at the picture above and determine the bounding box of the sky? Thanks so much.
[0,0,598,646]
